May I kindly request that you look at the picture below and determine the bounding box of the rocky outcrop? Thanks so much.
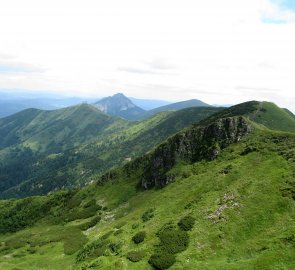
[140,116,252,189]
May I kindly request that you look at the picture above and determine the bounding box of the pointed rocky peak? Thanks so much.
[94,93,145,120]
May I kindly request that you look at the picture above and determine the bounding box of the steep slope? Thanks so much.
[0,106,222,198]
[0,103,294,269]
[94,93,145,120]
[137,99,211,120]
[0,104,129,197]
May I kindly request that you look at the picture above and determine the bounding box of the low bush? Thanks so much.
[127,250,145,262]
[132,231,146,244]
[65,205,100,222]
[77,216,101,231]
[76,238,110,262]
[156,221,176,236]
[66,197,82,209]
[158,228,189,254]
[177,215,195,231]
[109,240,124,255]
[83,199,96,208]
[149,252,176,269]
[142,208,155,222]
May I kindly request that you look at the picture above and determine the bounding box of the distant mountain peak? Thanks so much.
[94,93,145,120]
[113,93,125,98]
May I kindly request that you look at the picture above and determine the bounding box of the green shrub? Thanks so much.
[65,205,100,222]
[76,238,110,262]
[132,231,146,244]
[77,216,101,231]
[149,252,176,269]
[142,208,155,222]
[0,197,52,233]
[158,228,189,254]
[177,215,195,231]
[156,221,176,236]
[127,250,145,262]
[66,197,82,209]
[83,199,96,208]
[109,240,124,255]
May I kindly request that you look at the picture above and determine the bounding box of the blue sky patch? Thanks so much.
[271,0,295,11]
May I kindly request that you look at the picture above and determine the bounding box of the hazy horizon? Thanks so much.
[1,0,295,111]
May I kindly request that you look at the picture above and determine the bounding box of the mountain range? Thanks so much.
[0,97,294,269]
[94,93,211,120]
[0,91,214,120]
[0,91,172,118]
[0,102,222,198]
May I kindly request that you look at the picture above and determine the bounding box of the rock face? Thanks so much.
[140,116,252,189]
[94,93,145,120]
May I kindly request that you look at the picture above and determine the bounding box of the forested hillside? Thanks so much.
[0,105,222,198]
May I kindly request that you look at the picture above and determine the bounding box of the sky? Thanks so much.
[0,0,295,111]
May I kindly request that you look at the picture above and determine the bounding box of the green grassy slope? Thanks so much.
[0,126,294,270]
[0,101,294,269]
[0,107,222,198]
[201,101,295,133]
[249,102,295,132]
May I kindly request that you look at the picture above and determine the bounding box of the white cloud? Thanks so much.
[0,0,294,111]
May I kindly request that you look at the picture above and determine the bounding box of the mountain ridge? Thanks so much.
[0,106,222,198]
[0,100,294,269]
[198,100,295,133]
[98,100,295,190]
[136,98,211,120]
[1,100,294,199]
